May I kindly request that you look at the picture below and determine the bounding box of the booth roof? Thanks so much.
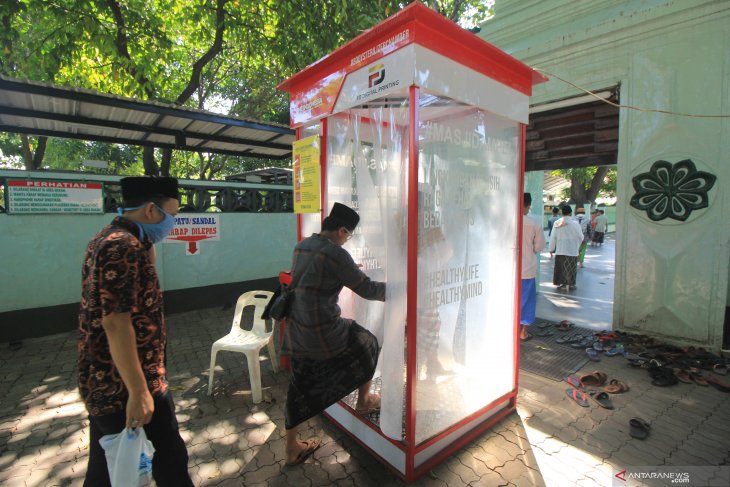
[0,76,295,159]
[277,1,547,96]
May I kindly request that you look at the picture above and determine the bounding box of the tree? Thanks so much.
[553,166,616,208]
[1,0,492,177]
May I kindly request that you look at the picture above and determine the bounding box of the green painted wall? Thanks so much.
[483,0,730,347]
[0,175,297,314]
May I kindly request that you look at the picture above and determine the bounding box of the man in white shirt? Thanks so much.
[549,205,584,291]
[520,193,545,341]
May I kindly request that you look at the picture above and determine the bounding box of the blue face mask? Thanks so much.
[117,204,176,244]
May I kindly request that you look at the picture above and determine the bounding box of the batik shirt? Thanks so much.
[77,217,167,416]
[282,233,386,360]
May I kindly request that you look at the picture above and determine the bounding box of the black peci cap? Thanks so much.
[328,202,360,231]
[120,177,179,202]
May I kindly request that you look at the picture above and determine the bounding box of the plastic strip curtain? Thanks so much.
[326,97,409,440]
[414,97,519,443]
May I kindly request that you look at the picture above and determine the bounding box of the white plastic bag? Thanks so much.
[99,427,155,487]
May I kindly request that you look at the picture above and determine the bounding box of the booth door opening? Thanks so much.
[527,93,619,331]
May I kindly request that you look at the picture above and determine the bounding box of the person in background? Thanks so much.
[549,205,584,291]
[575,208,591,268]
[590,209,598,246]
[592,209,608,246]
[547,206,560,237]
[78,177,194,486]
[520,193,545,341]
[281,202,385,466]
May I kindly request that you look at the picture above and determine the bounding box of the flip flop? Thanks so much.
[580,371,608,387]
[706,375,730,393]
[285,438,321,466]
[586,348,601,362]
[689,372,708,386]
[604,379,629,394]
[592,340,604,352]
[520,333,533,342]
[537,321,553,329]
[604,344,625,357]
[672,368,692,384]
[713,364,728,376]
[571,338,591,348]
[629,418,650,440]
[534,329,554,337]
[565,375,585,390]
[566,388,589,407]
[588,390,614,409]
[556,321,574,331]
[555,335,573,344]
[568,334,585,344]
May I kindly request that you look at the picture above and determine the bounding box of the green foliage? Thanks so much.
[2,0,491,177]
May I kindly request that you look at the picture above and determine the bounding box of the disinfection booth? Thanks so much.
[277,2,545,481]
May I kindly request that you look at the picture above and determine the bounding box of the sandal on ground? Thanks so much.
[689,372,708,386]
[672,368,692,384]
[556,334,573,344]
[713,364,729,376]
[556,320,574,331]
[580,371,608,387]
[629,418,650,440]
[285,438,321,466]
[566,388,589,407]
[604,344,625,357]
[586,348,601,362]
[565,375,585,390]
[650,367,678,387]
[706,375,730,392]
[355,394,381,414]
[588,390,614,409]
[604,379,629,393]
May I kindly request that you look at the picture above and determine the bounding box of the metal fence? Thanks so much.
[0,171,293,214]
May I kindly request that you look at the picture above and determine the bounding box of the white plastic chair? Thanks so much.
[207,290,278,403]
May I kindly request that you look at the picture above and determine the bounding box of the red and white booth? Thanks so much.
[278,2,545,481]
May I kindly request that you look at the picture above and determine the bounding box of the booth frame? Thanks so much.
[279,3,545,482]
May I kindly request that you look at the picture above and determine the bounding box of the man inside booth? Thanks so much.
[280,202,386,466]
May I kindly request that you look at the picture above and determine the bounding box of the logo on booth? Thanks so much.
[368,64,385,88]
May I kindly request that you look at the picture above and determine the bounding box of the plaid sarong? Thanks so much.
[553,255,578,286]
[285,322,378,429]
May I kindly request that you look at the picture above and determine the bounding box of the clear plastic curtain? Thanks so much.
[415,99,519,443]
[326,98,409,440]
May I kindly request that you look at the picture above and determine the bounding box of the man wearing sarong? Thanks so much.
[592,209,608,246]
[281,202,386,466]
[549,205,584,291]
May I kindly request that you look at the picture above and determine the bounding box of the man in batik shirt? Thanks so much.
[78,176,193,486]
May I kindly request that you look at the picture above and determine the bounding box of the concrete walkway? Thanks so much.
[537,235,615,332]
[2,292,729,485]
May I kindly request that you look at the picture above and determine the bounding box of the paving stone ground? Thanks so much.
[1,306,728,486]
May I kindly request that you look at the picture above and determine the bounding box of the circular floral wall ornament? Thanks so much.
[630,159,716,222]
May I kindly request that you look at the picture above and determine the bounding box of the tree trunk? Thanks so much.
[32,137,48,170]
[20,134,33,170]
[586,166,610,203]
[143,146,159,175]
[570,180,588,208]
[160,148,172,177]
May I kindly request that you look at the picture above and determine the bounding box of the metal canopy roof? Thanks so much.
[0,76,295,160]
